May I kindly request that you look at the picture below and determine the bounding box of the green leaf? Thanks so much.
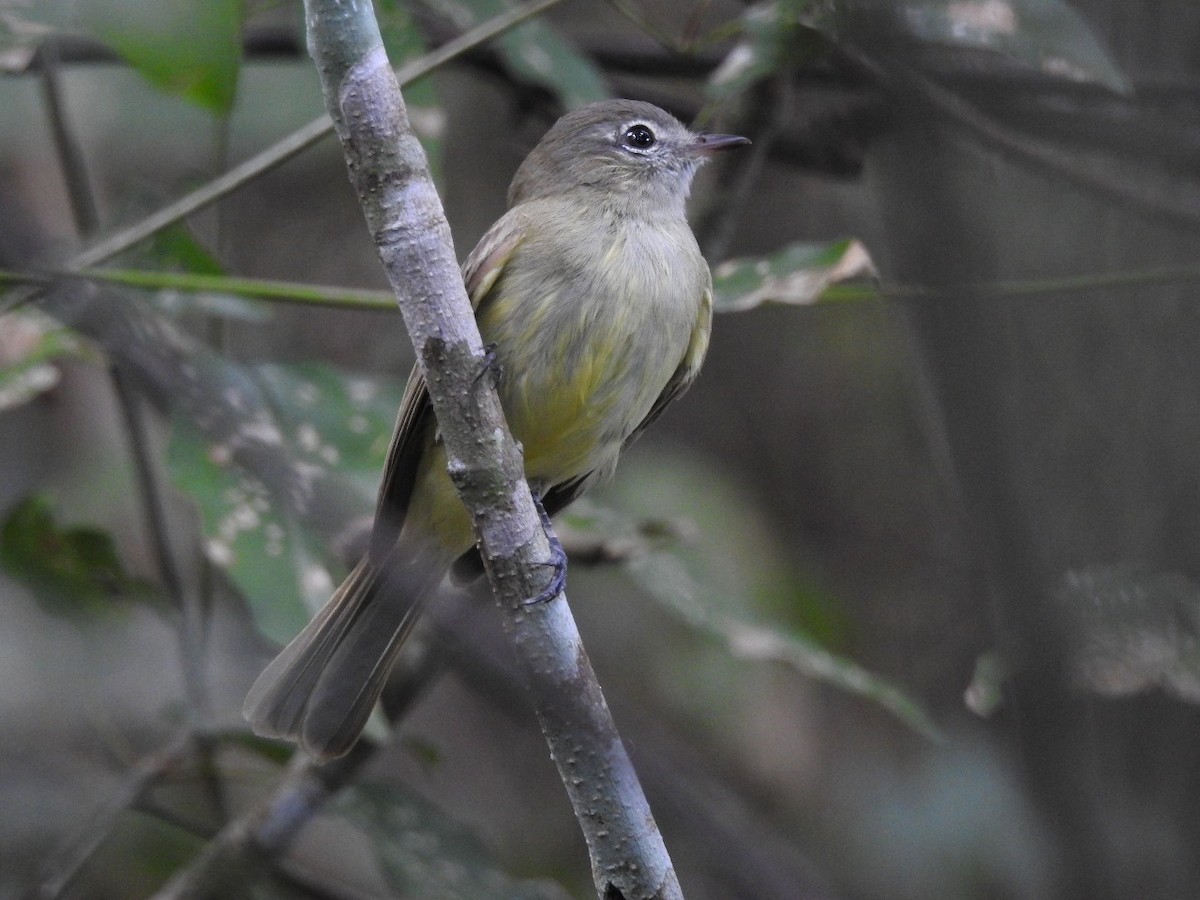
[709,0,834,100]
[166,362,403,644]
[711,239,877,312]
[15,0,243,110]
[148,224,225,276]
[439,0,609,106]
[337,782,573,899]
[897,0,1130,93]
[0,495,157,616]
[37,0,244,113]
[0,310,98,411]
[253,362,405,486]
[590,455,941,741]
[495,19,609,107]
[167,415,324,644]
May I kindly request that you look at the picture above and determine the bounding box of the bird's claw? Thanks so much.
[473,342,502,387]
[522,492,566,605]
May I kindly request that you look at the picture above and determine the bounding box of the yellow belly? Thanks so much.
[403,208,707,557]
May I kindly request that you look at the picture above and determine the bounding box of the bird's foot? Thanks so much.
[522,492,566,605]
[473,342,502,388]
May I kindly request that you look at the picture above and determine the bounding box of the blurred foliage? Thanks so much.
[709,0,1128,102]
[969,565,1200,714]
[0,309,99,410]
[13,0,243,112]
[0,494,157,616]
[166,362,402,643]
[146,224,225,277]
[835,743,1054,899]
[432,0,609,106]
[1056,564,1200,701]
[709,0,836,100]
[889,0,1130,92]
[167,412,321,644]
[589,452,940,739]
[337,782,574,899]
[712,239,877,312]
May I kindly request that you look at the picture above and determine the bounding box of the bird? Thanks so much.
[244,98,750,760]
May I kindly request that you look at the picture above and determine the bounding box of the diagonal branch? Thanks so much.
[151,740,377,900]
[303,1,681,897]
[41,0,566,274]
[31,730,194,900]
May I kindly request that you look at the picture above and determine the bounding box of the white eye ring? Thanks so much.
[622,123,657,151]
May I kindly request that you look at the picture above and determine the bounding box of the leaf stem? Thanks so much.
[9,261,1200,313]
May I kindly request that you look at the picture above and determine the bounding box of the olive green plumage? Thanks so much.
[244,99,748,759]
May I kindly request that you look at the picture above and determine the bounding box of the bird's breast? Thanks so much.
[476,213,706,486]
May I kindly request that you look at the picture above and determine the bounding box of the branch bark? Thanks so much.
[303,1,680,897]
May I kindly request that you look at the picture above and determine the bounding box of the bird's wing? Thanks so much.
[463,211,526,308]
[369,363,434,560]
[621,285,713,453]
[369,215,526,561]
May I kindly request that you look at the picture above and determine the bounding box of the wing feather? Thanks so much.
[622,286,713,453]
[369,215,526,561]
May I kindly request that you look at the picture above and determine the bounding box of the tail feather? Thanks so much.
[244,549,443,760]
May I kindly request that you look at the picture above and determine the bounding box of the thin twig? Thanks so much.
[150,741,376,900]
[30,730,195,900]
[111,364,211,718]
[37,38,100,236]
[424,596,839,900]
[60,0,565,273]
[0,266,395,309]
[12,257,1200,312]
[131,791,391,900]
[38,30,213,723]
[40,28,227,831]
[850,50,1200,228]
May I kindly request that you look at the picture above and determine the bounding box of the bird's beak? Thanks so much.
[691,132,752,155]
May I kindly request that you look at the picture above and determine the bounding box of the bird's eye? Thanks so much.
[622,124,656,150]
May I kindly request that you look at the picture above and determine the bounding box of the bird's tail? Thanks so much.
[243,548,444,761]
